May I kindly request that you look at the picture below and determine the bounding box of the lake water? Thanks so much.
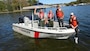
[0,5,90,51]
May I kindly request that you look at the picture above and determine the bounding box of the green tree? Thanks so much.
[11,0,19,10]
[7,0,13,11]
[28,0,37,5]
[77,0,90,3]
[11,0,28,10]
[0,1,6,11]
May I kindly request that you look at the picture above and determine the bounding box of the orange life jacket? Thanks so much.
[56,9,64,18]
[39,12,44,19]
[48,12,53,19]
[71,16,78,27]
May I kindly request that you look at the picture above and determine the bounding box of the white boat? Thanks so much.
[12,5,76,39]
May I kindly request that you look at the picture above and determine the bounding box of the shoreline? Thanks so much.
[0,10,30,14]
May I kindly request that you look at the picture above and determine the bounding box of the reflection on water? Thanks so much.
[0,31,85,51]
[12,32,81,51]
[0,5,90,51]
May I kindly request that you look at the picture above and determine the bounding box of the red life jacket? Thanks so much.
[56,9,64,18]
[39,12,44,19]
[48,12,53,19]
[71,16,78,27]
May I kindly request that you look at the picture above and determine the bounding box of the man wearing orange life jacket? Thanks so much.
[48,10,54,20]
[69,13,78,29]
[56,5,64,27]
[34,8,46,26]
[69,12,79,37]
[45,10,54,27]
[34,8,44,20]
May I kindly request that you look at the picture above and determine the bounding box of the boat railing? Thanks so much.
[38,26,67,30]
[59,27,67,30]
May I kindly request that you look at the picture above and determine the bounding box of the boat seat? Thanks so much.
[53,21,59,28]
[33,20,39,28]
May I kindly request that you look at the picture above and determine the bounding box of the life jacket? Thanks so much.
[56,9,64,18]
[48,12,53,19]
[39,12,44,19]
[71,16,78,27]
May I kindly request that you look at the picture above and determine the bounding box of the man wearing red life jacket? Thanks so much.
[34,8,44,20]
[34,8,46,26]
[45,10,54,27]
[69,13,78,29]
[69,12,79,37]
[48,10,54,20]
[56,5,64,27]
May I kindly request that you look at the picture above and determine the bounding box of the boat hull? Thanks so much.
[12,23,75,39]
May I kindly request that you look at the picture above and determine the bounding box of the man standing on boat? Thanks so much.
[45,10,54,27]
[48,10,54,21]
[56,5,64,27]
[34,8,47,26]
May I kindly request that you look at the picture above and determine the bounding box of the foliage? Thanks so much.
[11,0,19,10]
[0,1,6,11]
[10,0,37,11]
[6,0,13,11]
[28,0,37,5]
[11,0,29,10]
[77,0,90,3]
[0,0,37,12]
[66,0,90,6]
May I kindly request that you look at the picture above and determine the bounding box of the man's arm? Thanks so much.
[61,11,64,19]
[34,8,38,15]
[70,24,75,29]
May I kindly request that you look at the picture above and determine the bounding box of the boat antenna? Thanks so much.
[19,0,23,16]
[31,11,34,27]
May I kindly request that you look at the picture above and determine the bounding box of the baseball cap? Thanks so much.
[70,12,74,15]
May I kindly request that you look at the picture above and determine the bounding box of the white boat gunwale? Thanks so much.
[13,23,75,35]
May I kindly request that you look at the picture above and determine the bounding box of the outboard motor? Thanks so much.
[19,17,24,23]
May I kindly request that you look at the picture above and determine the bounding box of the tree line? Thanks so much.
[77,0,90,3]
[0,0,37,12]
[66,0,90,6]
[0,0,90,12]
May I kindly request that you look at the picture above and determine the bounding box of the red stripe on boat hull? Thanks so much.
[34,31,39,38]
